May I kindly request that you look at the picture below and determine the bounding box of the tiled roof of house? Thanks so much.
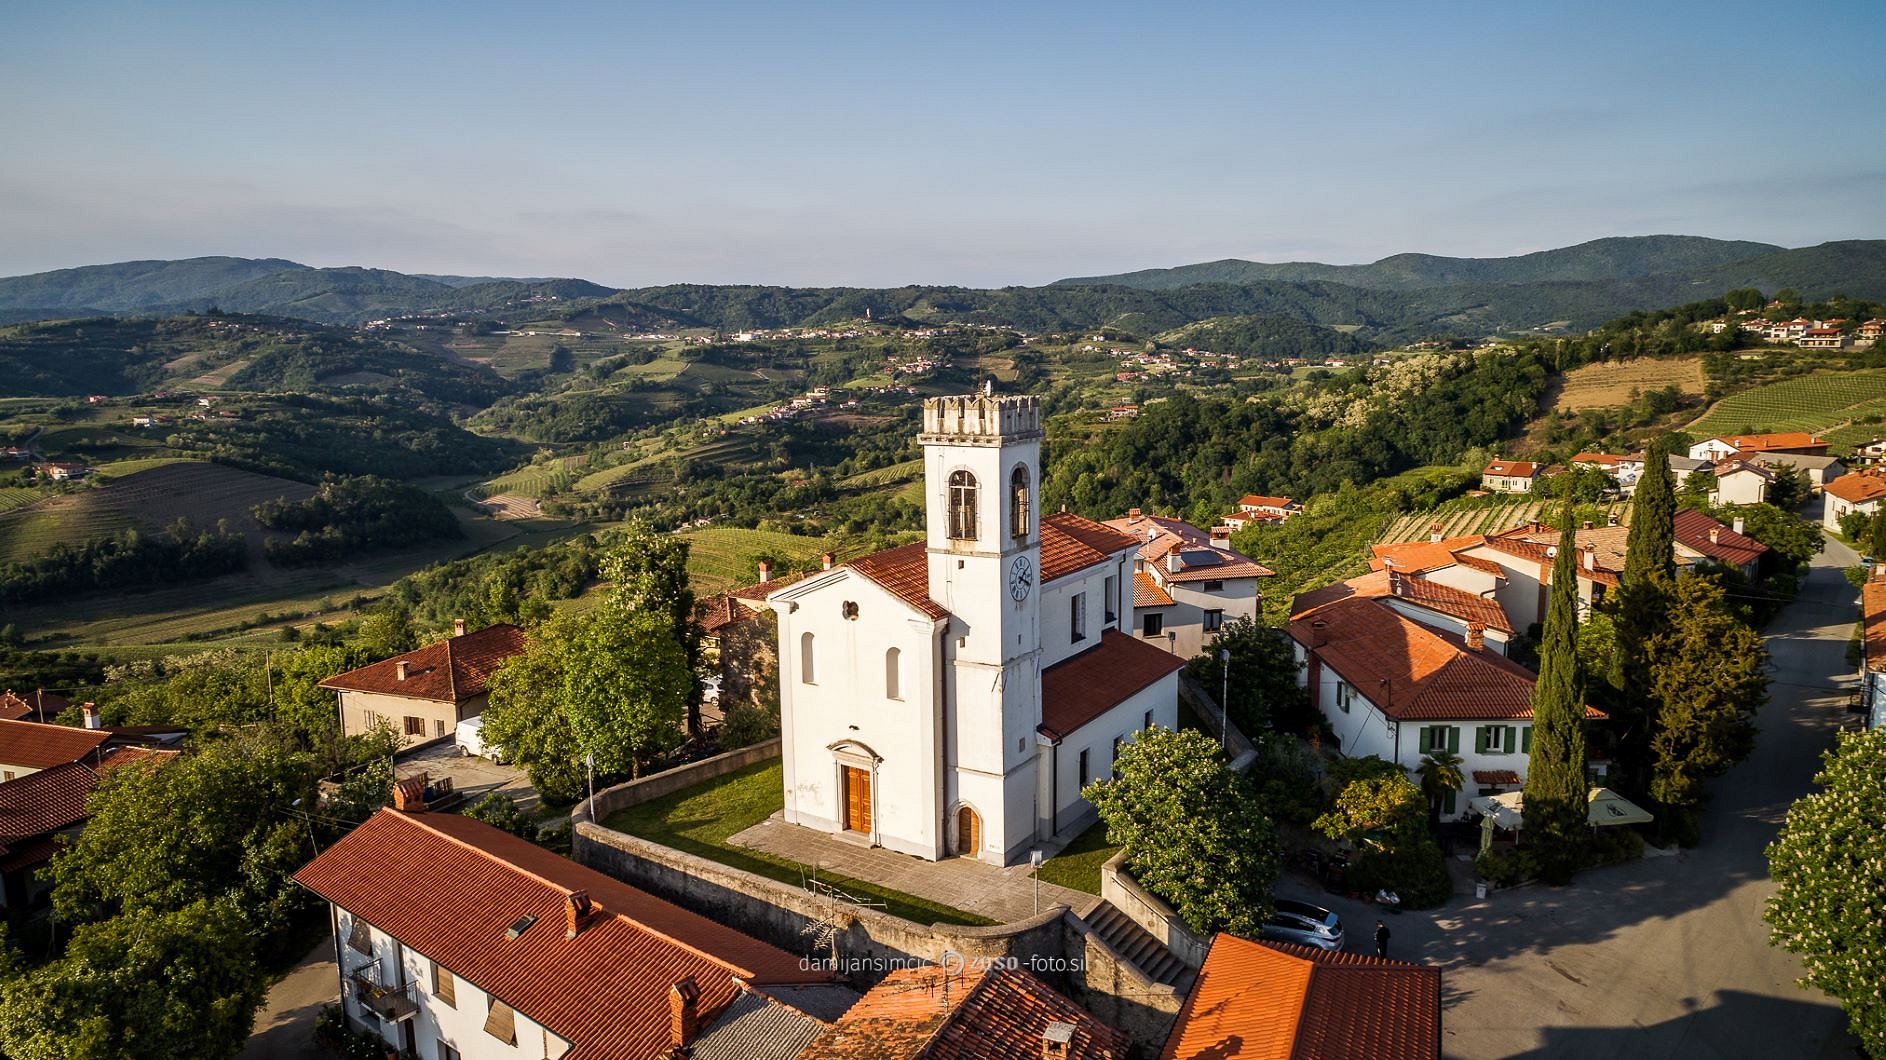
[0,761,95,852]
[1715,458,1775,481]
[1475,528,1626,587]
[1238,495,1298,510]
[1369,536,1488,577]
[1103,512,1274,582]
[1291,570,1514,634]
[1672,509,1769,569]
[1825,472,1886,505]
[1864,579,1886,673]
[1482,460,1539,478]
[803,964,1128,1059]
[1039,630,1188,741]
[1133,571,1174,608]
[1287,598,1604,722]
[293,809,829,1060]
[1160,934,1441,1060]
[1711,432,1826,452]
[0,689,70,723]
[318,624,525,703]
[692,984,857,1060]
[697,593,751,636]
[1041,511,1141,582]
[1472,769,1522,786]
[846,543,950,620]
[0,719,111,770]
[729,572,808,602]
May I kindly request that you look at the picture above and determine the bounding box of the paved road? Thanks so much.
[239,932,337,1060]
[1304,534,1861,1058]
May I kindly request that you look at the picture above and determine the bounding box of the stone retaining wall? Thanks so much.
[572,737,781,825]
[1100,850,1211,970]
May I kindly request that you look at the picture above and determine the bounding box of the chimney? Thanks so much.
[1146,527,1157,543]
[453,618,466,637]
[1042,1021,1077,1059]
[1732,517,1745,536]
[1310,619,1328,649]
[1166,551,1182,574]
[757,559,772,584]
[821,552,835,571]
[1466,623,1485,652]
[1709,527,1721,544]
[565,890,592,939]
[1128,507,1142,519]
[395,660,409,681]
[1210,526,1232,548]
[1582,544,1595,572]
[1429,523,1444,543]
[1388,570,1405,596]
[670,977,701,1050]
[1607,512,1620,527]
[392,776,428,812]
[1582,520,1593,530]
[81,703,101,730]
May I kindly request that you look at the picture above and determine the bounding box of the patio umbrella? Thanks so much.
[1586,787,1653,826]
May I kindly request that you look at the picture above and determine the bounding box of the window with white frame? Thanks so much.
[1203,608,1225,632]
[1070,593,1087,643]
[1335,681,1353,714]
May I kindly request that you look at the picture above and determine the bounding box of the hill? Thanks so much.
[1152,314,1371,358]
[1057,236,1785,290]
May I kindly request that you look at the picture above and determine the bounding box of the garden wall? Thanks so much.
[573,737,781,824]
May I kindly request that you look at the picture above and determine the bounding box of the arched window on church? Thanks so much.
[885,647,901,700]
[947,470,978,540]
[1010,465,1030,540]
[800,631,816,685]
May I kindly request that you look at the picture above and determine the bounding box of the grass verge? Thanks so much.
[601,760,992,927]
[1035,822,1119,896]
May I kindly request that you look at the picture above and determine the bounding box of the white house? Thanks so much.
[1710,460,1773,506]
[1688,433,1828,463]
[1824,471,1886,532]
[1862,576,1886,732]
[767,394,1184,866]
[1235,494,1301,519]
[1103,510,1274,658]
[1287,595,1604,818]
[1480,459,1542,494]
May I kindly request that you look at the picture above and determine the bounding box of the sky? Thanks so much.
[3,1,1883,288]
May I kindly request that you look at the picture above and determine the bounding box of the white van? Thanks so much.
[455,716,506,763]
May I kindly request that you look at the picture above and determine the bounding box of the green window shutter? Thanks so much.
[1448,726,1460,753]
[1418,725,1433,750]
[1521,726,1533,754]
[1475,727,1489,754]
[1505,726,1518,755]
[1444,790,1458,815]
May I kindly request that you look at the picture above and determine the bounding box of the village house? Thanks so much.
[1292,569,1515,657]
[802,963,1127,1059]
[1235,494,1302,519]
[1159,934,1441,1060]
[294,806,850,1060]
[35,462,88,481]
[696,558,826,724]
[1859,572,1886,732]
[320,622,525,749]
[1851,437,1886,466]
[1710,459,1773,506]
[1688,433,1829,463]
[1797,327,1850,350]
[766,394,1186,866]
[1667,454,1708,488]
[1288,593,1605,816]
[1859,319,1885,345]
[1748,451,1845,492]
[0,689,69,724]
[1479,459,1542,494]
[0,745,173,929]
[1823,470,1886,532]
[0,716,111,782]
[1571,452,1644,492]
[1104,510,1275,658]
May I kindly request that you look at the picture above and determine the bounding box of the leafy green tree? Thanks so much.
[463,791,537,839]
[1084,728,1279,935]
[1868,511,1886,565]
[0,898,264,1060]
[1524,493,1590,884]
[1765,464,1811,512]
[481,615,589,803]
[1765,728,1886,1058]
[1186,614,1309,733]
[1646,573,1766,845]
[1611,436,1677,792]
[270,643,371,754]
[1314,767,1454,907]
[602,524,702,736]
[355,604,418,658]
[1315,771,1425,841]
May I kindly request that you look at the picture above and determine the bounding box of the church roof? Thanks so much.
[1039,631,1188,741]
[1040,512,1141,582]
[846,544,950,620]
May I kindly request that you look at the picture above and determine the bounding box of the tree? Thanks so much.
[1611,435,1678,792]
[1645,573,1766,845]
[463,791,537,839]
[1314,765,1455,907]
[355,604,418,658]
[480,615,589,804]
[1765,728,1886,1058]
[1765,464,1811,512]
[1084,728,1279,936]
[1524,493,1590,884]
[1417,749,1465,825]
[602,525,702,737]
[1185,615,1309,733]
[270,642,371,755]
[0,898,264,1060]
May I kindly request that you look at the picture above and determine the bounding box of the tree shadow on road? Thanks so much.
[1508,989,1856,1059]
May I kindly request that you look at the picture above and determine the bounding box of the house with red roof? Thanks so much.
[802,962,1126,1059]
[1160,934,1440,1059]
[0,717,111,782]
[0,744,175,928]
[320,622,525,749]
[1688,433,1828,463]
[1480,459,1542,494]
[295,807,850,1060]
[1104,509,1275,657]
[764,395,1186,866]
[1823,469,1886,532]
[1235,494,1301,519]
[1291,569,1515,657]
[1289,593,1605,816]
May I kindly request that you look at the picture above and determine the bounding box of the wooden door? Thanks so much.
[956,806,980,857]
[843,766,872,833]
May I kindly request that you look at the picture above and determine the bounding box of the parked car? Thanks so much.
[1260,898,1345,951]
[454,717,507,764]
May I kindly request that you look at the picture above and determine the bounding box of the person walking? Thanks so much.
[1374,919,1390,960]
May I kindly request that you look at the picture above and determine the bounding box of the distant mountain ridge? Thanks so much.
[1054,236,1786,290]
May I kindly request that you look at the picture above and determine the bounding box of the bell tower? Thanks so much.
[919,393,1043,863]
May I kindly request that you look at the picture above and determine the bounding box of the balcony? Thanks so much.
[350,966,419,1022]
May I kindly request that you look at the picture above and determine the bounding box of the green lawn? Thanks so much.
[601,760,993,927]
[1035,822,1119,895]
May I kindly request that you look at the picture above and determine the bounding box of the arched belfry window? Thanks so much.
[947,470,978,540]
[1010,465,1030,540]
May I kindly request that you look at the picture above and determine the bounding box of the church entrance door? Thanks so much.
[842,766,872,833]
[955,806,981,857]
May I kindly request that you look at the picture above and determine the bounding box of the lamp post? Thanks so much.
[1219,647,1231,750]
[1030,849,1043,915]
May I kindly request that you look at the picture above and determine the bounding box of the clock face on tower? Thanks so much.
[1007,555,1034,601]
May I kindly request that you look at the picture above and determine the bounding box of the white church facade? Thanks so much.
[767,394,1186,866]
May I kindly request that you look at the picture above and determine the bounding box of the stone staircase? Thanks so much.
[1084,900,1191,987]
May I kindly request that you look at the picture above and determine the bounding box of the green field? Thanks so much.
[0,506,135,563]
[90,455,193,478]
[679,526,834,594]
[476,456,588,499]
[838,459,922,488]
[1688,370,1886,437]
[0,486,47,515]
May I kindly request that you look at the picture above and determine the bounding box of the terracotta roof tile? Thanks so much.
[1287,598,1603,722]
[1482,460,1539,478]
[1671,509,1769,569]
[1711,432,1826,452]
[1866,579,1886,673]
[293,810,828,1060]
[804,964,1128,1059]
[1041,511,1140,582]
[1291,571,1514,634]
[318,624,525,703]
[1826,471,1886,505]
[0,761,95,851]
[1102,513,1273,581]
[0,719,111,770]
[1472,770,1522,786]
[1370,536,1488,576]
[0,689,70,723]
[1039,631,1187,740]
[729,572,807,601]
[846,543,949,620]
[1238,495,1298,510]
[1133,571,1174,608]
[1161,934,1440,1060]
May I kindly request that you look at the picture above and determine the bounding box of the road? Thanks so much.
[239,932,337,1060]
[1312,531,1861,1058]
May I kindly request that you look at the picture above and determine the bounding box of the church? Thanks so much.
[766,393,1186,866]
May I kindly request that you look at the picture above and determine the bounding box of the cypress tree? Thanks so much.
[1609,434,1677,795]
[1524,492,1590,884]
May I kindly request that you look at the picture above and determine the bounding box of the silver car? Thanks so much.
[1260,898,1345,951]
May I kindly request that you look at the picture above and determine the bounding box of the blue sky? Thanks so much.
[2,1,1882,286]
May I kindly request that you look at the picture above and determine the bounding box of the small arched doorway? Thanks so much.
[955,805,981,857]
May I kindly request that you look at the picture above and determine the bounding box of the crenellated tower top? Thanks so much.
[919,394,1042,445]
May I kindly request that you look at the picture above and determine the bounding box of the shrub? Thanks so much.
[1350,834,1453,908]
[1585,826,1645,867]
[1475,847,1539,888]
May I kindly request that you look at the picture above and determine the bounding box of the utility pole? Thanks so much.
[1219,647,1230,750]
